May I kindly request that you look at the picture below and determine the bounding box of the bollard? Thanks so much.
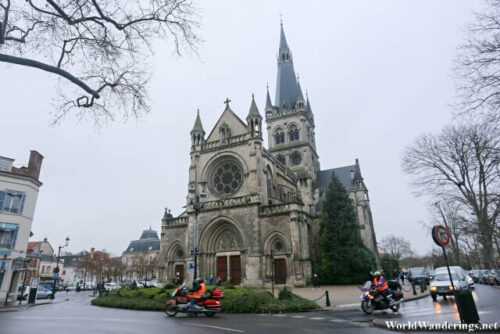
[412,282,417,295]
[325,290,331,307]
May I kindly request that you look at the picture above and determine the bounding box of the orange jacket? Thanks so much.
[192,283,206,298]
[374,277,388,292]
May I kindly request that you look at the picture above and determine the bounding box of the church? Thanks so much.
[158,24,378,287]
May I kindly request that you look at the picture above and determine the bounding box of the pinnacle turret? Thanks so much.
[191,109,205,134]
[247,94,262,120]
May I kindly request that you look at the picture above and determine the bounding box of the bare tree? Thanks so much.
[379,235,413,260]
[402,122,500,268]
[0,0,200,124]
[455,0,500,123]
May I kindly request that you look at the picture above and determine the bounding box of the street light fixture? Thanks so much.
[53,236,70,298]
[188,192,205,283]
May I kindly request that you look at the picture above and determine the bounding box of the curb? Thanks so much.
[320,292,430,312]
[0,298,69,313]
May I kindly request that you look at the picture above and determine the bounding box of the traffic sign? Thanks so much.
[432,225,451,247]
[54,273,59,280]
[190,250,198,256]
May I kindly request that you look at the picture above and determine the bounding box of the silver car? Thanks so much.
[430,267,473,301]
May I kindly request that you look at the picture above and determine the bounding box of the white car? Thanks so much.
[430,266,473,301]
[104,282,119,291]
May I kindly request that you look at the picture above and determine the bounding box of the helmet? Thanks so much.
[195,278,204,284]
[374,271,381,277]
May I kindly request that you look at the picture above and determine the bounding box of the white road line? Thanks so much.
[182,322,245,333]
[273,314,287,317]
[309,317,325,320]
[330,318,347,322]
[291,315,305,318]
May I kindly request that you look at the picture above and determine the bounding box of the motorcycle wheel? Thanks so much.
[165,304,178,317]
[205,311,216,317]
[361,300,374,315]
[391,303,400,312]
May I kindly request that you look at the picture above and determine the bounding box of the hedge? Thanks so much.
[91,286,318,313]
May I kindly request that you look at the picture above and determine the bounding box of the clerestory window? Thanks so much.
[288,125,299,142]
[274,128,285,145]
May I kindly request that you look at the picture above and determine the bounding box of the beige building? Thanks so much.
[0,151,43,302]
[122,228,160,282]
[159,25,378,287]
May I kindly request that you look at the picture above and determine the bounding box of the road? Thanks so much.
[0,285,498,334]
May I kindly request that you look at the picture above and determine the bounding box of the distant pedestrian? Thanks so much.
[313,273,320,290]
[400,271,405,285]
[392,269,399,280]
[216,276,222,287]
[209,274,214,286]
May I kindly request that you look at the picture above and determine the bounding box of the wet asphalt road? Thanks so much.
[0,284,498,334]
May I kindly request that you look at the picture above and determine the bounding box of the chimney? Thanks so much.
[43,237,47,242]
[27,150,44,180]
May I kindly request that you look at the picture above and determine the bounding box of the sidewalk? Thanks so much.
[291,283,429,310]
[0,297,69,312]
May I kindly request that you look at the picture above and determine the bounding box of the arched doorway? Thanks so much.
[264,232,291,285]
[200,219,245,285]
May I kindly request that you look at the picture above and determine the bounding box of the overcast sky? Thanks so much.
[0,1,485,256]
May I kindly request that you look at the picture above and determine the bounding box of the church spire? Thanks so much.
[265,84,273,110]
[191,109,204,134]
[247,94,262,138]
[247,94,262,120]
[190,109,205,147]
[275,23,299,111]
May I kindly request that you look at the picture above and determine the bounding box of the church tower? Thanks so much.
[265,23,320,182]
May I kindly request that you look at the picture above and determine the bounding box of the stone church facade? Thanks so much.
[159,25,378,287]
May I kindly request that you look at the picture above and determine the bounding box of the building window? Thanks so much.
[210,160,243,197]
[276,154,286,166]
[0,191,26,214]
[288,125,299,142]
[0,223,18,248]
[274,128,285,145]
[290,151,302,166]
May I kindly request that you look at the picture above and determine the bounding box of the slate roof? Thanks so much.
[275,24,300,111]
[60,255,81,268]
[124,228,160,254]
[247,94,262,119]
[191,110,205,134]
[316,163,363,214]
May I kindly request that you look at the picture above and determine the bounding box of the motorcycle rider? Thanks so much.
[189,278,206,312]
[372,270,394,306]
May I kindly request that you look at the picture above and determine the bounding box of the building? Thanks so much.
[159,25,378,287]
[122,228,160,282]
[60,254,82,287]
[0,151,43,302]
[26,238,54,282]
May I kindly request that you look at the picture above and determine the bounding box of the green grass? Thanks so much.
[91,286,319,313]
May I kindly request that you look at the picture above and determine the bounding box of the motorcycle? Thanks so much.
[165,283,224,317]
[360,280,403,315]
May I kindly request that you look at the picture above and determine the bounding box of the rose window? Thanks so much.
[211,161,243,196]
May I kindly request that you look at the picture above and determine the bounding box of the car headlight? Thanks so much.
[430,286,437,291]
[449,286,456,290]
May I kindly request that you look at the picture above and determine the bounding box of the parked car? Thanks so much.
[487,269,499,286]
[468,270,480,283]
[408,267,429,285]
[104,283,119,291]
[17,285,54,300]
[430,266,473,301]
[478,270,490,284]
[39,282,54,291]
[428,270,436,281]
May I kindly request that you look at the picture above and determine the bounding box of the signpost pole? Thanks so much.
[441,246,455,293]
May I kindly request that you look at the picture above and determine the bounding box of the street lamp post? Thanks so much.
[53,237,70,298]
[189,193,205,283]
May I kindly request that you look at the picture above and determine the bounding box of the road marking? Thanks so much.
[273,314,287,317]
[182,323,244,333]
[291,315,305,318]
[330,318,347,322]
[309,317,325,320]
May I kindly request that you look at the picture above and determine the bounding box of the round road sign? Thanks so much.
[432,225,451,247]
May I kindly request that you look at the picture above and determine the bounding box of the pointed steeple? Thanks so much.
[279,22,290,53]
[247,94,262,120]
[265,84,273,110]
[306,92,312,114]
[275,23,299,111]
[297,78,304,101]
[190,109,205,134]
